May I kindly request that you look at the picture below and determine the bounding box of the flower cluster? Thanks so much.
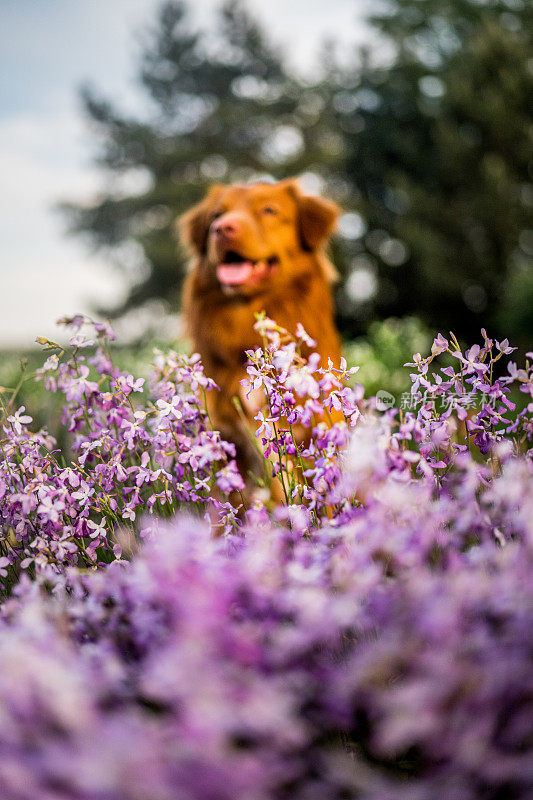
[1,316,532,583]
[238,319,532,527]
[240,315,362,517]
[0,316,242,582]
[0,439,531,799]
[0,314,532,798]
[403,330,532,458]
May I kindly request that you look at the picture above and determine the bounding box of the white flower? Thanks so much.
[87,517,107,539]
[156,396,183,420]
[7,406,32,435]
[295,323,316,348]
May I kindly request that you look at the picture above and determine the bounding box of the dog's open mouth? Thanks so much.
[217,251,279,287]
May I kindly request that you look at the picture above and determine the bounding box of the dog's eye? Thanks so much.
[262,206,277,215]
[210,211,223,223]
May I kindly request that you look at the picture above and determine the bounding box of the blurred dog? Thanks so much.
[180,179,341,481]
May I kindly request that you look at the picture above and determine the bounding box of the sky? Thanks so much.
[0,0,373,347]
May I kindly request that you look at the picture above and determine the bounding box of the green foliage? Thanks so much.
[344,316,432,398]
[342,0,533,344]
[61,0,533,343]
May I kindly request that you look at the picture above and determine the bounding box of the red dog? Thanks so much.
[180,179,342,480]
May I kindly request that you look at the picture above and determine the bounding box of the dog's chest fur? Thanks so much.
[185,269,334,371]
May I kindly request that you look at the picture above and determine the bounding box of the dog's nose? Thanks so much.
[213,214,240,239]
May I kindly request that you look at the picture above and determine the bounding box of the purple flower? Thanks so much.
[216,461,245,494]
[404,352,428,374]
[114,374,146,394]
[496,338,516,355]
[431,333,449,356]
[453,344,488,375]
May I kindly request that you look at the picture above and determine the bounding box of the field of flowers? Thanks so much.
[0,314,532,800]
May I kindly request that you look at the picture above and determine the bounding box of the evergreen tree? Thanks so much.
[334,0,533,342]
[61,1,344,326]
[62,0,533,344]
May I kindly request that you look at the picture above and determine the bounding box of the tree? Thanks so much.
[333,0,533,343]
[61,1,345,328]
[62,0,533,344]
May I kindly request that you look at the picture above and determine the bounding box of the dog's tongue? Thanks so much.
[217,261,254,285]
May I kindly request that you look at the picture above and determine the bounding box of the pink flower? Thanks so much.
[453,344,488,375]
[431,334,449,356]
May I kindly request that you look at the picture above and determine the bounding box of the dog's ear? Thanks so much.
[297,193,340,251]
[284,181,340,252]
[179,185,225,255]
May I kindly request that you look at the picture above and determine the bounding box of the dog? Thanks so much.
[180,178,342,485]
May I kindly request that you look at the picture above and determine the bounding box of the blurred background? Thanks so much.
[1,0,532,410]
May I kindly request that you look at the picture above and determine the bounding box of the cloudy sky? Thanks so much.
[0,0,371,346]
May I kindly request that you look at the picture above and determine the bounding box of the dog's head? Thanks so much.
[179,179,340,296]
